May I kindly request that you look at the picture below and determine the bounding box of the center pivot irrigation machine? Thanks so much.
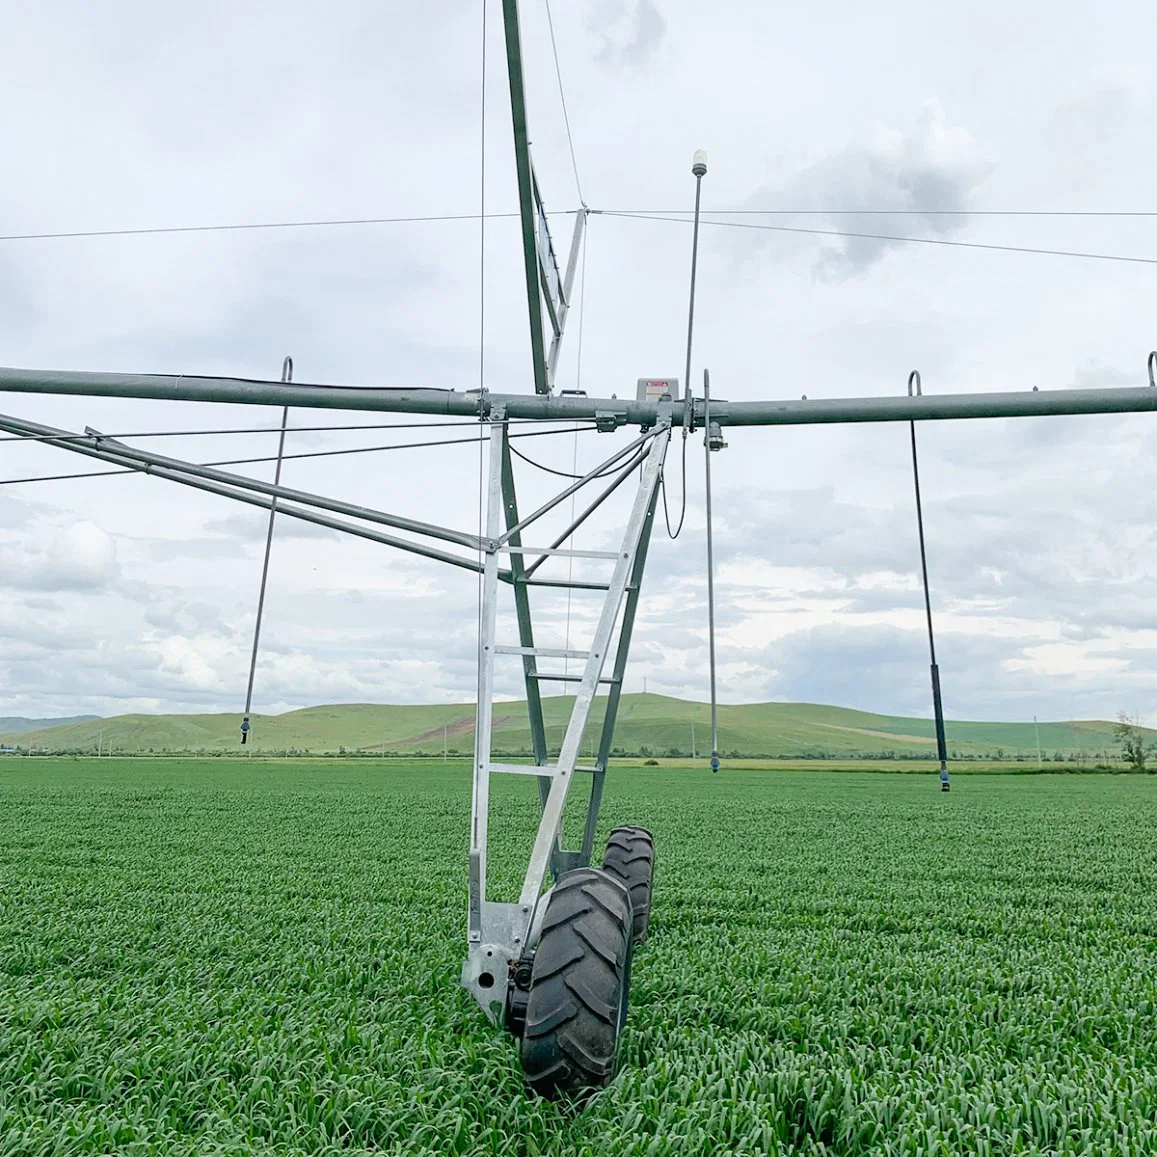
[6,0,1157,1099]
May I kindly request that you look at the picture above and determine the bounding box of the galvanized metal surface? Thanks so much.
[460,419,670,1018]
[3,365,1157,426]
[0,412,488,574]
[0,411,480,550]
[516,427,669,912]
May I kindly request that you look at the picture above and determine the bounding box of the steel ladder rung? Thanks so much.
[488,762,561,777]
[492,645,591,659]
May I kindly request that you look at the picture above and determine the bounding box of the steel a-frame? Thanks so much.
[462,408,668,1021]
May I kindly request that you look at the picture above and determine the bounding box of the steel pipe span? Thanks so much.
[0,365,1156,426]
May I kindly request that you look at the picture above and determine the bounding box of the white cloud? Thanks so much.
[2,1,1157,727]
[1,520,120,592]
[736,100,992,278]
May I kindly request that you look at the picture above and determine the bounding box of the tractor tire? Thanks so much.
[520,867,634,1099]
[603,825,655,945]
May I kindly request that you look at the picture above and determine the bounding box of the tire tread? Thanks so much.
[520,867,633,1099]
[602,825,654,945]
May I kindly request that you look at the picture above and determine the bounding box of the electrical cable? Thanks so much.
[603,211,1157,268]
[603,208,1157,218]
[0,212,528,244]
[661,156,707,540]
[659,433,689,538]
[7,207,1157,248]
[508,437,644,479]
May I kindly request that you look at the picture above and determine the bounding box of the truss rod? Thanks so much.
[0,415,485,573]
[518,425,671,911]
[0,413,482,551]
[3,366,1157,426]
[522,450,646,580]
[499,429,657,544]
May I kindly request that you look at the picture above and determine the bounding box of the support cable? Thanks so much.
[0,417,579,443]
[0,424,596,487]
[603,211,1157,269]
[544,0,585,210]
[240,356,292,746]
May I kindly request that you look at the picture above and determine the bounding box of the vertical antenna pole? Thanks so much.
[240,355,293,746]
[682,151,708,437]
[907,371,949,791]
[704,368,720,773]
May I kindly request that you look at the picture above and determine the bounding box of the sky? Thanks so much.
[3,0,1157,725]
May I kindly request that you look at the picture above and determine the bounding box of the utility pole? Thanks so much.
[1034,716,1042,769]
[691,720,696,760]
[443,722,448,764]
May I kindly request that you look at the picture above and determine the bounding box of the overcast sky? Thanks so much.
[3,0,1157,725]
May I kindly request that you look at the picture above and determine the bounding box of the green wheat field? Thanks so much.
[2,759,1156,1155]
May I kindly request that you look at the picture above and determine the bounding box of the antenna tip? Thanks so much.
[691,149,707,177]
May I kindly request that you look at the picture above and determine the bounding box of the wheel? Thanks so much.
[520,867,634,1099]
[603,825,654,945]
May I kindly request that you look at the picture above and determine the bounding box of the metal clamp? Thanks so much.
[594,410,627,432]
[1148,351,1156,388]
[908,370,922,398]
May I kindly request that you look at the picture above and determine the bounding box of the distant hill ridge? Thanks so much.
[0,696,1138,760]
[0,715,100,736]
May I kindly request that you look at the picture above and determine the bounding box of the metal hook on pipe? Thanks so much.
[904,369,948,791]
[1148,351,1156,387]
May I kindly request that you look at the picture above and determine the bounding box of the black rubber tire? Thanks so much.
[603,825,654,945]
[520,867,634,1099]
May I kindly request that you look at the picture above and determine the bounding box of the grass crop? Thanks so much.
[1,759,1156,1154]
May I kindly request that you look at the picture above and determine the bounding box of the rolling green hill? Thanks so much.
[0,715,100,735]
[0,695,1138,761]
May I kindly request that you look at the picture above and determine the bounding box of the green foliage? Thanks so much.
[1,760,1156,1153]
[1114,712,1154,772]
